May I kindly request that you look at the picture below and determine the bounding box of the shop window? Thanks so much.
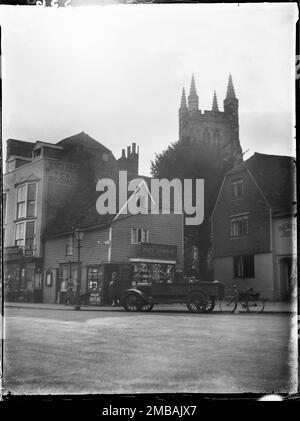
[16,183,37,219]
[66,235,75,255]
[230,214,248,237]
[233,255,255,278]
[131,228,149,244]
[132,262,174,286]
[87,266,104,305]
[232,179,244,198]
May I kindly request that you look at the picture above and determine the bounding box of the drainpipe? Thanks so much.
[107,226,112,263]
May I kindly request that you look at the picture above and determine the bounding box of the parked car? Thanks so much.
[121,279,224,313]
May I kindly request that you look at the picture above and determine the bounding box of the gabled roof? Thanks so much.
[226,152,296,215]
[57,132,112,154]
[15,173,40,186]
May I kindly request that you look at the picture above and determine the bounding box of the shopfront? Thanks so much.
[86,263,132,305]
[129,243,181,287]
[4,246,43,302]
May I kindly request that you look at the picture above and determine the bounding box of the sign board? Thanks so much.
[139,243,177,260]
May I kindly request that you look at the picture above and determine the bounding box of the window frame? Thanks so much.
[230,214,249,238]
[233,255,255,279]
[15,220,36,249]
[131,228,150,244]
[231,178,244,199]
[16,182,37,220]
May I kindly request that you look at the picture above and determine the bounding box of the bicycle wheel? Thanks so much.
[220,296,237,313]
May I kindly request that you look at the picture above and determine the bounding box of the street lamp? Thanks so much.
[74,228,84,311]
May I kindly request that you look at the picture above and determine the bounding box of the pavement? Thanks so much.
[4,299,296,313]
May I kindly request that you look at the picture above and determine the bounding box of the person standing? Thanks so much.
[108,272,119,306]
[65,276,74,306]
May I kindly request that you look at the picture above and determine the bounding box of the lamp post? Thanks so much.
[74,228,84,311]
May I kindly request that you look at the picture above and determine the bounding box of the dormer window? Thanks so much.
[33,148,42,158]
[232,179,244,198]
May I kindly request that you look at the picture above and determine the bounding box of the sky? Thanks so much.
[0,2,298,176]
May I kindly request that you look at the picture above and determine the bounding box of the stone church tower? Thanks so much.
[179,74,243,166]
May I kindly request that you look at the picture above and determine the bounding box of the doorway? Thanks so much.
[279,257,293,301]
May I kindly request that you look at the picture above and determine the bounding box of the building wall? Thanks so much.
[111,213,184,267]
[43,227,110,303]
[3,159,46,257]
[272,217,296,257]
[42,158,79,230]
[272,216,297,300]
[43,213,184,303]
[213,252,274,300]
[212,169,271,257]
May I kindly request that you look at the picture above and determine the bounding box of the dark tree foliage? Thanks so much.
[151,141,235,278]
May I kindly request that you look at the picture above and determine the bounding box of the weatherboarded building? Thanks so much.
[43,213,184,305]
[211,153,296,301]
[3,132,184,304]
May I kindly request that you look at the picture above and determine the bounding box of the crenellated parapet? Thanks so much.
[179,74,243,165]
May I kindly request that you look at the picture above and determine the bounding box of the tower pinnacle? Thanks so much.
[179,87,187,111]
[212,90,219,112]
[188,74,199,112]
[226,74,236,99]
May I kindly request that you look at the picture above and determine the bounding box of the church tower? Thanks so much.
[179,74,243,165]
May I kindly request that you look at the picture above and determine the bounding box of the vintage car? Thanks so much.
[121,279,224,313]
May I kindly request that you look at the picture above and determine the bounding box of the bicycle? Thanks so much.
[220,286,266,313]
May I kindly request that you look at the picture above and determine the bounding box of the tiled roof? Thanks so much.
[57,132,112,154]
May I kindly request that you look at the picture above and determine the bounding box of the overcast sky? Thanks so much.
[0,3,297,176]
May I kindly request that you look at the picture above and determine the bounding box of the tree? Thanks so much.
[151,140,235,278]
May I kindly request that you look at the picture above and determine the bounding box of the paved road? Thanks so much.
[2,307,297,395]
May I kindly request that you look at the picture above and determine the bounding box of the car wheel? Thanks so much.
[204,296,215,313]
[141,303,154,312]
[123,293,144,312]
[186,291,208,313]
